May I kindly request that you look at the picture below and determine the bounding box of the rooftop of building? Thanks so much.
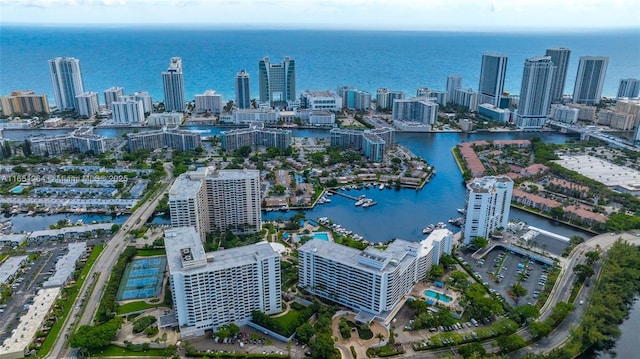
[467,175,513,193]
[301,90,340,98]
[29,223,113,239]
[0,233,28,244]
[0,255,28,284]
[43,242,87,288]
[169,173,203,201]
[553,155,640,189]
[165,226,278,275]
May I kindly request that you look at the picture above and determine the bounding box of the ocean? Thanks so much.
[1,27,639,105]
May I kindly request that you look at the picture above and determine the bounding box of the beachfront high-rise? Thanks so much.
[478,52,508,107]
[258,57,296,107]
[515,56,555,130]
[446,75,462,105]
[337,86,372,111]
[111,98,145,125]
[168,167,262,237]
[162,57,185,112]
[194,90,223,114]
[617,78,640,99]
[74,92,99,118]
[103,86,124,109]
[376,88,405,110]
[545,48,571,103]
[48,57,84,112]
[463,176,513,244]
[235,69,251,109]
[168,171,210,241]
[166,227,281,338]
[0,91,49,116]
[572,56,609,105]
[299,229,453,322]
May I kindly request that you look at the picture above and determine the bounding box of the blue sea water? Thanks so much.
[1,27,639,105]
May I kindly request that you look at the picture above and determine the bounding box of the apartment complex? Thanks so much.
[376,88,405,110]
[75,91,100,118]
[392,97,439,125]
[299,90,342,111]
[258,56,296,107]
[195,90,223,114]
[49,57,84,111]
[337,86,372,111]
[515,56,555,130]
[463,176,514,244]
[111,98,145,125]
[453,88,479,112]
[235,69,251,109]
[330,127,395,162]
[127,126,201,152]
[168,167,262,236]
[573,56,609,105]
[446,75,462,105]
[298,229,453,321]
[545,48,571,103]
[617,78,640,99]
[166,227,281,338]
[0,91,50,116]
[221,123,292,152]
[29,126,109,156]
[478,52,508,107]
[103,86,124,109]
[162,57,185,112]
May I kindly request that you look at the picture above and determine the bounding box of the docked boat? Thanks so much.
[422,224,435,234]
[448,217,464,227]
[355,198,366,206]
[457,208,466,214]
[379,183,385,190]
[362,199,378,208]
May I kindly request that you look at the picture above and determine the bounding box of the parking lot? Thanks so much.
[461,247,555,307]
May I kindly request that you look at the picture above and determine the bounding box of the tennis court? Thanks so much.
[117,256,167,301]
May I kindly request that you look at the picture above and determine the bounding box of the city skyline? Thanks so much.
[1,0,639,31]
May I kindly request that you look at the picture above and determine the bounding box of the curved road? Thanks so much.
[47,163,175,359]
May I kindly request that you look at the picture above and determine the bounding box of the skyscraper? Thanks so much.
[573,56,609,105]
[48,57,84,111]
[235,69,251,109]
[478,52,508,107]
[162,57,185,112]
[617,78,640,99]
[166,227,281,338]
[516,56,555,130]
[446,75,462,105]
[103,86,124,109]
[258,56,296,107]
[463,176,513,244]
[545,48,571,103]
[111,99,145,125]
[74,92,99,118]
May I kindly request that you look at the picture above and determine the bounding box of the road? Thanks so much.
[46,163,174,359]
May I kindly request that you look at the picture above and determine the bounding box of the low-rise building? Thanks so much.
[300,90,342,111]
[549,104,579,124]
[0,255,28,285]
[221,123,292,152]
[127,126,201,152]
[477,103,511,123]
[147,112,184,127]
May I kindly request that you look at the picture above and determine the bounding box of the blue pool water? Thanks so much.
[425,289,452,303]
[313,232,329,241]
[10,186,23,194]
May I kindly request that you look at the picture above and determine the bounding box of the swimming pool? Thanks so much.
[425,289,452,303]
[313,232,330,241]
[10,186,24,194]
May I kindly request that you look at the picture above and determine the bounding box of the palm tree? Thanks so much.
[376,333,385,345]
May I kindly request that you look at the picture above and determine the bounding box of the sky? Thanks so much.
[0,0,639,31]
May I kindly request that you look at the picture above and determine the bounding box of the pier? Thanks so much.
[528,225,571,242]
[326,189,360,201]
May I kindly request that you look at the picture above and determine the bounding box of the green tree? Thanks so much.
[458,342,486,359]
[529,321,552,338]
[428,264,444,280]
[496,334,525,353]
[510,283,528,302]
[585,251,600,265]
[312,333,337,359]
[573,264,595,282]
[13,165,27,174]
[296,322,315,344]
[508,305,539,325]
[471,236,489,248]
[375,332,385,345]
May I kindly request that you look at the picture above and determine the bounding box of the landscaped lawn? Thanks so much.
[135,249,166,257]
[272,309,303,329]
[92,344,170,357]
[117,300,157,315]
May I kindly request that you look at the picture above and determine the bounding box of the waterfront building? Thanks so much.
[478,52,508,107]
[111,99,145,125]
[565,103,597,122]
[446,75,462,105]
[0,91,49,116]
[195,90,223,114]
[235,69,251,109]
[147,112,183,127]
[477,104,510,123]
[69,126,108,154]
[553,155,640,196]
[230,109,280,124]
[416,88,447,105]
[330,127,394,162]
[459,118,473,132]
[166,227,280,338]
[300,90,342,111]
[221,123,292,152]
[127,126,201,152]
[549,104,579,124]
[103,87,124,109]
[515,56,555,130]
[463,176,514,244]
[48,57,84,111]
[617,78,640,99]
[43,117,63,128]
[29,126,109,156]
[376,88,405,110]
[454,88,479,112]
[596,110,638,130]
[337,86,371,111]
[298,229,452,321]
[258,56,296,107]
[74,92,100,118]
[545,48,571,103]
[296,109,336,127]
[392,97,438,125]
[162,57,185,112]
[573,56,609,105]
[131,91,153,114]
[169,173,209,241]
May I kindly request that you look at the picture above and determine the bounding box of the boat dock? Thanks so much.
[326,189,359,201]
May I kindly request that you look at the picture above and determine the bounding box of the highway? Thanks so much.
[46,163,174,359]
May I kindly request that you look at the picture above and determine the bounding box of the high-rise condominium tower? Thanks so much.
[516,56,555,130]
[103,86,124,109]
[49,57,84,111]
[478,52,508,107]
[446,75,462,105]
[617,78,640,99]
[235,69,251,109]
[545,48,571,103]
[162,57,185,112]
[573,56,609,105]
[258,56,296,107]
[463,176,513,244]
